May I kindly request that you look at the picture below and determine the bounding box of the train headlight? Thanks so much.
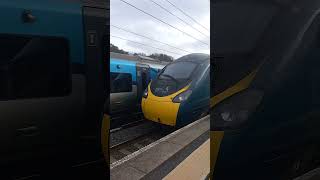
[172,90,192,103]
[142,88,148,98]
[211,89,263,130]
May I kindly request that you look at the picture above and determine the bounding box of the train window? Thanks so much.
[0,34,71,100]
[160,61,197,80]
[110,72,132,93]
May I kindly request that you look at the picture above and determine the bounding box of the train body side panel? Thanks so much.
[0,1,109,178]
[110,58,137,82]
[0,0,97,177]
[110,58,137,116]
[190,67,210,118]
[176,65,210,127]
[0,0,85,64]
[176,86,208,127]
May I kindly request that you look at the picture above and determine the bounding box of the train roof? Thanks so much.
[110,52,169,66]
[175,53,210,64]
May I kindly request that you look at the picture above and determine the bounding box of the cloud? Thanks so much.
[110,0,210,59]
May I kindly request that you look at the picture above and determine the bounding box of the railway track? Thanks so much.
[110,121,174,164]
[110,119,145,134]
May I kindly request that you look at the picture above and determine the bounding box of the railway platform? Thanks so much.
[110,115,210,180]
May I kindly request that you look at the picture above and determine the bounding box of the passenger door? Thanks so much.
[137,63,151,103]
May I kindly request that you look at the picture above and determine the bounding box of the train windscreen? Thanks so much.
[151,61,198,97]
[160,61,197,80]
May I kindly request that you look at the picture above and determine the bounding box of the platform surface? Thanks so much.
[110,115,210,180]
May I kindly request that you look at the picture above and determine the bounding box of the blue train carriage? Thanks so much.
[110,52,166,127]
[0,0,109,178]
[141,53,210,127]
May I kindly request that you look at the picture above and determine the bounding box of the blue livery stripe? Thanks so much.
[150,68,160,79]
[110,58,137,81]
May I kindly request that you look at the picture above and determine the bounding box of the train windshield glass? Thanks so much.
[151,61,198,97]
[159,61,197,80]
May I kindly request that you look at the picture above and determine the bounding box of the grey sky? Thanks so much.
[110,0,210,59]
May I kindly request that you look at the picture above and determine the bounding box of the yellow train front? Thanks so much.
[141,53,210,127]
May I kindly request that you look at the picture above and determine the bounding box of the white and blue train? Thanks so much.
[110,52,168,128]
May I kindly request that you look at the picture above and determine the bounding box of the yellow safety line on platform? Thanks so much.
[163,139,210,180]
